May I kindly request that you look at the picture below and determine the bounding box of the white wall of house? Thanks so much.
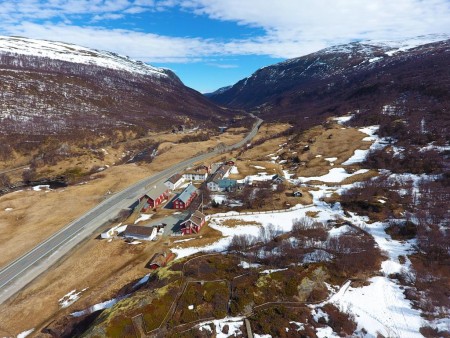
[183,173,208,181]
[165,177,184,190]
[207,181,219,191]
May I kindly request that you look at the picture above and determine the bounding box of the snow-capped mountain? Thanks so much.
[0,36,169,78]
[208,36,450,126]
[0,36,230,149]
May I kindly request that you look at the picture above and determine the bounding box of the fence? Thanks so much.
[208,203,314,219]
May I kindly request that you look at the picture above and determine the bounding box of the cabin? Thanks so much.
[181,210,207,235]
[148,253,167,269]
[173,183,198,209]
[293,191,303,197]
[272,174,286,184]
[123,225,157,241]
[164,173,184,190]
[140,183,170,211]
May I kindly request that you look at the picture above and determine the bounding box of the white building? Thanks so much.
[164,173,184,190]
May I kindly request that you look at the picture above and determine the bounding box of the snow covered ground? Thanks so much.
[198,316,245,337]
[134,213,152,224]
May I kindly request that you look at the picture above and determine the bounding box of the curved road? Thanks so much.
[0,116,262,305]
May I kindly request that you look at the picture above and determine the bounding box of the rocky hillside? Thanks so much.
[0,36,231,154]
[208,36,450,131]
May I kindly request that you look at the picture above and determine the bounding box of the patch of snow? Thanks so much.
[134,214,152,224]
[188,304,194,310]
[261,268,288,274]
[378,199,386,204]
[315,154,322,158]
[239,261,261,269]
[254,334,272,338]
[212,194,227,204]
[71,297,120,317]
[329,277,422,338]
[173,238,195,244]
[290,321,304,331]
[4,207,13,211]
[134,274,150,288]
[197,316,244,338]
[333,115,353,124]
[368,56,383,63]
[230,166,239,174]
[316,326,339,338]
[17,329,35,338]
[328,224,352,237]
[127,240,142,245]
[59,288,88,308]
[342,150,370,165]
[301,168,369,183]
[303,250,333,263]
[312,307,329,322]
[324,157,337,163]
[32,185,50,191]
[252,165,266,170]
[283,170,294,179]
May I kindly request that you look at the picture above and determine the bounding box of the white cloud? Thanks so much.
[0,0,449,63]
[180,0,450,52]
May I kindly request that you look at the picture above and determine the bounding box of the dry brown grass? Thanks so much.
[241,136,288,161]
[0,164,151,267]
[220,219,262,227]
[295,124,373,178]
[0,235,164,336]
[339,169,379,185]
[169,225,223,249]
[228,160,281,180]
[251,123,291,143]
[305,211,320,218]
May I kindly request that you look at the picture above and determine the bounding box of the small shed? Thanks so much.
[123,225,157,241]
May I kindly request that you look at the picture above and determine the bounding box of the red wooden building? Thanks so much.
[180,210,206,235]
[140,183,169,211]
[173,183,197,210]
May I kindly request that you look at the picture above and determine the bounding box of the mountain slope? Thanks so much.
[208,36,450,131]
[0,36,231,152]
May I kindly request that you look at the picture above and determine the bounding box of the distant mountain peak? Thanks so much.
[0,35,169,78]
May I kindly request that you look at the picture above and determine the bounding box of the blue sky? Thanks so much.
[0,1,449,92]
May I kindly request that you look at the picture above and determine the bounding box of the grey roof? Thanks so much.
[208,165,232,183]
[177,183,197,203]
[182,210,206,227]
[145,182,168,200]
[124,225,155,237]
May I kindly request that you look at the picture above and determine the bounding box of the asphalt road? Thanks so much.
[0,116,262,305]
